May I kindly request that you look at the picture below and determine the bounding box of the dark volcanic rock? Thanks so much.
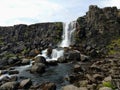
[34,56,46,64]
[75,5,120,57]
[0,22,63,57]
[30,63,46,74]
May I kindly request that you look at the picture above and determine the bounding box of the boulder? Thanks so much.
[21,59,30,65]
[40,82,56,90]
[73,64,84,73]
[58,56,67,63]
[103,76,111,82]
[20,79,32,89]
[47,61,58,66]
[80,54,90,62]
[8,70,19,75]
[34,56,46,64]
[29,49,39,57]
[46,47,53,58]
[78,80,88,87]
[79,87,88,90]
[8,56,20,65]
[62,85,79,90]
[93,74,103,81]
[99,87,112,90]
[30,63,45,74]
[64,50,80,61]
[0,57,8,67]
[0,81,19,90]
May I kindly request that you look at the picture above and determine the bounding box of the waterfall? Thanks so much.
[37,21,76,61]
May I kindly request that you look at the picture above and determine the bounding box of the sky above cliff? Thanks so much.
[0,0,120,26]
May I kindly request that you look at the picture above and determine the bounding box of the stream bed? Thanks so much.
[15,62,73,90]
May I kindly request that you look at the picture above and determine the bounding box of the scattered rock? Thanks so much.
[99,87,112,90]
[8,70,19,75]
[8,56,20,65]
[58,56,67,63]
[30,63,45,74]
[40,82,56,90]
[0,81,19,90]
[62,85,79,90]
[80,54,90,62]
[34,56,46,64]
[21,59,30,65]
[73,64,84,73]
[20,79,32,89]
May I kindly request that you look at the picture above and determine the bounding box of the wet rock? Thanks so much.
[30,63,45,74]
[47,61,58,66]
[58,56,67,63]
[20,79,32,89]
[99,87,112,90]
[64,50,80,61]
[0,81,19,90]
[21,58,30,65]
[8,70,19,75]
[0,70,8,75]
[34,56,46,64]
[47,47,53,58]
[10,76,18,81]
[40,82,56,90]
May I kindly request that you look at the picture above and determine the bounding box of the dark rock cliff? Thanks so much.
[75,5,120,57]
[0,22,63,57]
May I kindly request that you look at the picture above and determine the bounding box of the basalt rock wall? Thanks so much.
[75,5,120,57]
[0,22,63,57]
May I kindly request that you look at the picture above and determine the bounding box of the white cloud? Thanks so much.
[0,0,120,26]
[0,0,64,26]
[100,0,120,8]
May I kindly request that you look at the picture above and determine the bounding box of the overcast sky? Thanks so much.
[0,0,120,26]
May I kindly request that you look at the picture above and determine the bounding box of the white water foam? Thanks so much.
[37,21,76,61]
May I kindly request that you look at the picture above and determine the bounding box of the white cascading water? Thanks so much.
[37,21,76,61]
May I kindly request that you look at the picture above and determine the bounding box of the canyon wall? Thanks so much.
[75,5,120,57]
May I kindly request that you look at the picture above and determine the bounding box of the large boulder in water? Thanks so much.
[30,63,45,74]
[64,50,81,61]
[34,56,46,64]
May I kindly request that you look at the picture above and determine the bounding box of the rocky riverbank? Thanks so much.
[0,5,120,90]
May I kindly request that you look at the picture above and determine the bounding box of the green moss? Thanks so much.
[102,81,115,90]
[107,37,120,55]
[6,53,16,58]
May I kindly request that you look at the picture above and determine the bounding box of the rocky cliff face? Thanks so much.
[75,5,120,57]
[0,22,63,57]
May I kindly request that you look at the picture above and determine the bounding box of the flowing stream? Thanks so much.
[0,21,77,89]
[37,21,76,61]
